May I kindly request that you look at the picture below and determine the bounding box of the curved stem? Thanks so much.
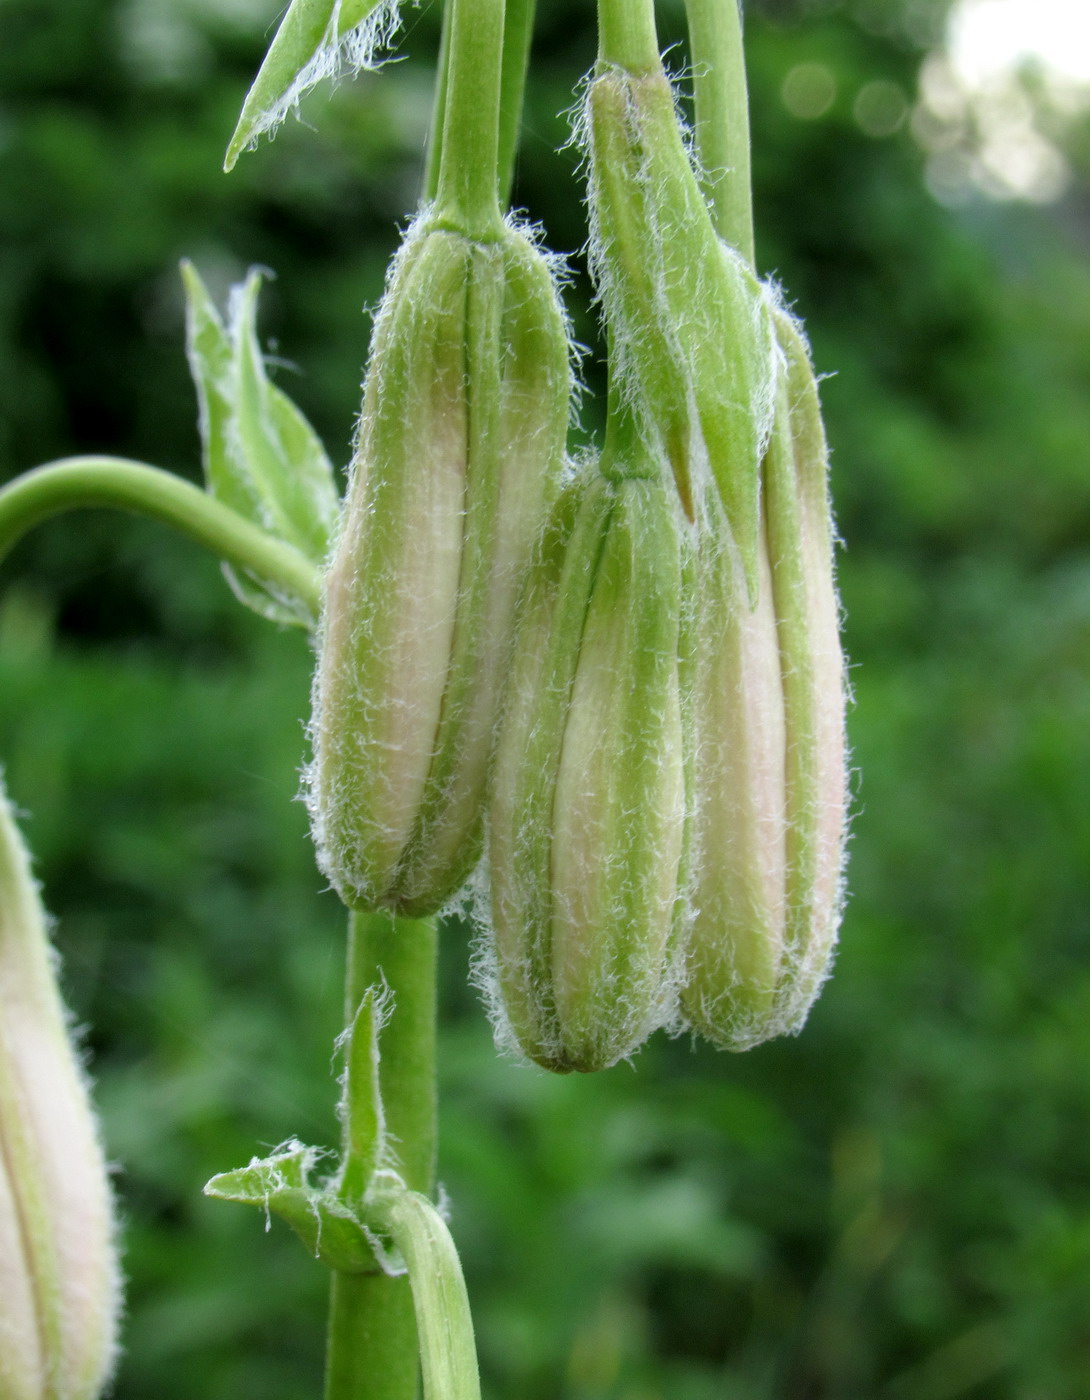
[0,457,321,621]
[432,0,506,237]
[325,911,439,1400]
[371,1191,481,1400]
[597,0,660,74]
[684,0,755,265]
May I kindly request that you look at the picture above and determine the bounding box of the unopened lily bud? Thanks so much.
[489,458,687,1073]
[762,307,848,1030]
[681,308,847,1049]
[0,780,119,1400]
[583,64,776,593]
[679,504,788,1050]
[310,214,570,914]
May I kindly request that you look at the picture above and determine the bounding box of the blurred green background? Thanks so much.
[2,0,1090,1395]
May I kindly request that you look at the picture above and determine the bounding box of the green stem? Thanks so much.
[684,0,755,265]
[371,1191,481,1400]
[432,0,506,237]
[0,457,321,621]
[422,0,453,204]
[496,0,536,208]
[597,0,660,74]
[324,911,439,1400]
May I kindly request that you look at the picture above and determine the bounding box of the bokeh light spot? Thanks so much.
[782,63,837,121]
[854,81,909,138]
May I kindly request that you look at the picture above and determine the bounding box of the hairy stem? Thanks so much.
[324,911,438,1400]
[0,457,320,620]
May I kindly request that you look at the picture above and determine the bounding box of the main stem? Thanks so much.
[432,0,506,238]
[324,911,438,1400]
[597,0,660,73]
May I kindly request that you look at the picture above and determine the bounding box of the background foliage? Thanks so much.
[2,0,1089,1396]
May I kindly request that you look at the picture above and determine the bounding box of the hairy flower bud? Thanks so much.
[488,460,687,1073]
[583,64,776,594]
[681,308,848,1049]
[0,780,119,1400]
[310,215,571,915]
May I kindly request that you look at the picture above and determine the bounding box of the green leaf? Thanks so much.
[225,0,400,171]
[205,1141,380,1273]
[335,987,387,1205]
[181,259,253,521]
[232,269,340,562]
[181,260,340,628]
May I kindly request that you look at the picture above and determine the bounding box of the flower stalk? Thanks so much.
[0,457,321,624]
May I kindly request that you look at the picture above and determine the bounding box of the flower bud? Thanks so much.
[680,308,848,1049]
[583,64,776,594]
[310,215,571,914]
[0,780,119,1400]
[679,505,788,1049]
[488,461,687,1073]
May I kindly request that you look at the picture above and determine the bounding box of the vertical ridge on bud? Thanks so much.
[550,472,686,1066]
[0,779,119,1400]
[310,216,571,915]
[680,305,848,1050]
[582,63,776,594]
[763,307,848,1031]
[487,476,605,1066]
[488,457,687,1073]
[680,505,788,1050]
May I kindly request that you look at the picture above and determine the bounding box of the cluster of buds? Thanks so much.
[479,10,847,1069]
[0,780,119,1400]
[305,0,846,1070]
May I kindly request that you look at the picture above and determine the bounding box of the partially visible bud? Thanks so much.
[488,459,687,1073]
[583,64,776,594]
[762,307,849,1030]
[0,780,119,1400]
[310,214,571,915]
[680,307,848,1049]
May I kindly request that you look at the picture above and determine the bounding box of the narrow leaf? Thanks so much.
[336,988,387,1205]
[181,259,254,520]
[182,260,339,627]
[205,1142,379,1273]
[231,269,340,562]
[225,0,400,171]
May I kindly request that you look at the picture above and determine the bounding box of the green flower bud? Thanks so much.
[488,460,687,1073]
[310,214,571,914]
[0,780,119,1400]
[679,502,788,1049]
[583,64,776,595]
[680,306,848,1050]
